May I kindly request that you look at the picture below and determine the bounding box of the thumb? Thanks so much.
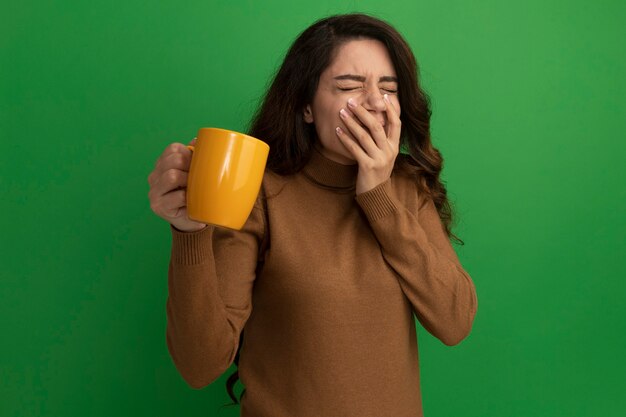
[188,137,197,146]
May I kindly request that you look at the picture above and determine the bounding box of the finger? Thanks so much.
[163,149,192,172]
[383,94,401,146]
[154,142,193,170]
[150,153,187,188]
[152,168,189,199]
[347,99,389,150]
[155,143,193,175]
[335,126,369,164]
[339,108,379,156]
[152,189,187,219]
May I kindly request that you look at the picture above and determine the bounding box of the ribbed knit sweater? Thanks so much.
[166,146,478,417]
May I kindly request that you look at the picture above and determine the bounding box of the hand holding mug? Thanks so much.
[147,137,208,233]
[148,128,269,232]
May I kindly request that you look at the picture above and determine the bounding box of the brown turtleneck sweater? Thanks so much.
[166,147,478,417]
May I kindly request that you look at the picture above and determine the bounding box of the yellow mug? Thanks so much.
[186,127,269,230]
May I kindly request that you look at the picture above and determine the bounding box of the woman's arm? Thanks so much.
[166,197,265,388]
[355,177,478,346]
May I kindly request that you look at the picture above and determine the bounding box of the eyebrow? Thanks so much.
[333,74,398,83]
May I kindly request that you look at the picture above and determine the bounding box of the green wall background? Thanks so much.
[2,1,624,416]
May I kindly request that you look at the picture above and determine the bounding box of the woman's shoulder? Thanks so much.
[251,170,291,213]
[261,169,290,197]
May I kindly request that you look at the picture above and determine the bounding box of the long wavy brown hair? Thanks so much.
[222,12,465,407]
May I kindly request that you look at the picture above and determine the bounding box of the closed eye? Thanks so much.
[338,87,398,93]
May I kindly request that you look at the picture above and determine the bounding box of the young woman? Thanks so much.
[148,12,478,417]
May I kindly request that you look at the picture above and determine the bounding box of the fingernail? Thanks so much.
[347,98,356,108]
[384,94,389,102]
[339,108,348,118]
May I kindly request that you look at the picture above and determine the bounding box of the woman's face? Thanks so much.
[304,38,401,165]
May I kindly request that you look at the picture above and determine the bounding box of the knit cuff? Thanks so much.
[354,178,398,223]
[170,224,214,265]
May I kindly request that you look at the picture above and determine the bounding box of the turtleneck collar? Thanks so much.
[301,145,359,192]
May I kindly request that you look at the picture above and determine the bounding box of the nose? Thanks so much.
[361,88,387,114]
[353,89,387,128]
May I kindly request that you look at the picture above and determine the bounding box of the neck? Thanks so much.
[301,145,359,192]
[313,142,357,166]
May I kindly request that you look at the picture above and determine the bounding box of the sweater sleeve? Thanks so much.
[165,196,266,388]
[354,177,478,346]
